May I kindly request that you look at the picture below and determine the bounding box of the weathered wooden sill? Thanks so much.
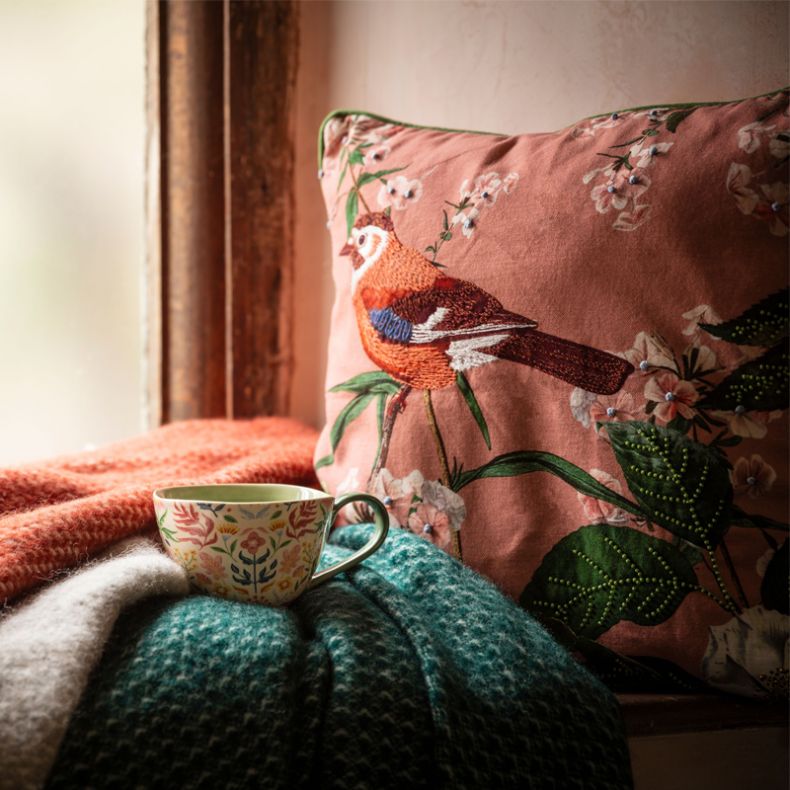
[619,693,788,736]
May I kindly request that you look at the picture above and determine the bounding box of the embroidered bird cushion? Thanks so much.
[314,89,789,698]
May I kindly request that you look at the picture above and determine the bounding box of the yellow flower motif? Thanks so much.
[270,520,287,532]
[217,524,238,535]
[172,547,198,571]
[278,578,292,591]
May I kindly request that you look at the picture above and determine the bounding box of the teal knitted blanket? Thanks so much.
[48,526,632,789]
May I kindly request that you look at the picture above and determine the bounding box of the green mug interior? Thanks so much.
[154,483,328,504]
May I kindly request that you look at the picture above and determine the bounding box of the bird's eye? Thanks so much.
[357,234,366,246]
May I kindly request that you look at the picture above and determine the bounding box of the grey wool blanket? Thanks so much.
[45,525,632,789]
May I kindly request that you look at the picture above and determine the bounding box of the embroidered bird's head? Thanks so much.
[340,212,396,285]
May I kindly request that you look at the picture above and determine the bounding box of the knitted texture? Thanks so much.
[0,538,189,790]
[48,526,632,790]
[0,417,318,603]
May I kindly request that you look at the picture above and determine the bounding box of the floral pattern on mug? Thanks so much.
[156,499,330,606]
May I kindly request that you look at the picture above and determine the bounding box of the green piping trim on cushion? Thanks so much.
[317,109,501,168]
[583,85,789,120]
[316,87,789,169]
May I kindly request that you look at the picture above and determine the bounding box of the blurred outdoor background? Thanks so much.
[0,0,786,463]
[0,0,144,463]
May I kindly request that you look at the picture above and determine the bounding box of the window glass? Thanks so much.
[0,0,144,464]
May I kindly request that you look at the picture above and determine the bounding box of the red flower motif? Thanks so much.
[407,504,451,551]
[731,455,777,499]
[240,530,267,555]
[644,373,698,423]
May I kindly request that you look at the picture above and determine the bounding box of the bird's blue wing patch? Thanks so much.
[369,307,413,343]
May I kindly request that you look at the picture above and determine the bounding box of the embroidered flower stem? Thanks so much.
[695,585,734,613]
[367,384,412,488]
[423,390,452,488]
[705,541,741,615]
[349,165,372,213]
[422,389,462,558]
[719,537,749,609]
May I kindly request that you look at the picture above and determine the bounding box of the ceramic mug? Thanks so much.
[153,484,388,605]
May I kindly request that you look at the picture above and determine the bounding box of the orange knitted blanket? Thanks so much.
[0,417,319,603]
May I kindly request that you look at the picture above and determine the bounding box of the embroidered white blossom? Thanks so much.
[576,469,629,525]
[622,331,677,374]
[702,606,789,698]
[421,479,466,532]
[629,140,674,169]
[451,206,480,238]
[570,387,597,429]
[371,468,425,528]
[769,131,790,161]
[681,304,721,337]
[737,121,776,154]
[377,175,423,211]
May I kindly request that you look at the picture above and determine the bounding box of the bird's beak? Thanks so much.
[339,241,353,256]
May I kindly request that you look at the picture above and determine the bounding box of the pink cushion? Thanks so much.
[315,90,789,697]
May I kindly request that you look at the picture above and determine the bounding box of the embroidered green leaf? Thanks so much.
[643,128,660,137]
[318,393,376,470]
[540,617,707,692]
[697,343,788,411]
[730,506,789,533]
[520,524,698,640]
[345,189,359,235]
[608,135,645,149]
[714,434,743,448]
[223,515,237,523]
[159,525,177,542]
[337,159,349,189]
[453,451,643,518]
[455,371,491,449]
[329,370,401,396]
[761,540,788,614]
[665,108,696,132]
[357,167,406,187]
[700,288,789,347]
[348,148,365,166]
[604,421,732,548]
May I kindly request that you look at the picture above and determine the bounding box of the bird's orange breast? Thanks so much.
[352,296,456,389]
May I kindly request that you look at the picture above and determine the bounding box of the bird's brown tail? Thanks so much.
[496,330,633,395]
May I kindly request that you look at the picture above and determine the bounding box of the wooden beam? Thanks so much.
[224,0,299,418]
[145,0,298,425]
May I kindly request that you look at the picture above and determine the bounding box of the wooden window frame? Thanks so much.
[145,0,299,425]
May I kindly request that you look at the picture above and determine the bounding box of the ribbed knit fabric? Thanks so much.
[0,537,189,790]
[0,417,318,603]
[48,526,632,790]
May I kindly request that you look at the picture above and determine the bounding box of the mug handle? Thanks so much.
[309,493,389,588]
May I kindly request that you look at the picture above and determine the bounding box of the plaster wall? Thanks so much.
[291,0,789,426]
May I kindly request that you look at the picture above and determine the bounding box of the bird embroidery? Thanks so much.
[341,212,633,393]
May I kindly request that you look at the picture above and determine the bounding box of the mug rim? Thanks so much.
[153,483,333,505]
